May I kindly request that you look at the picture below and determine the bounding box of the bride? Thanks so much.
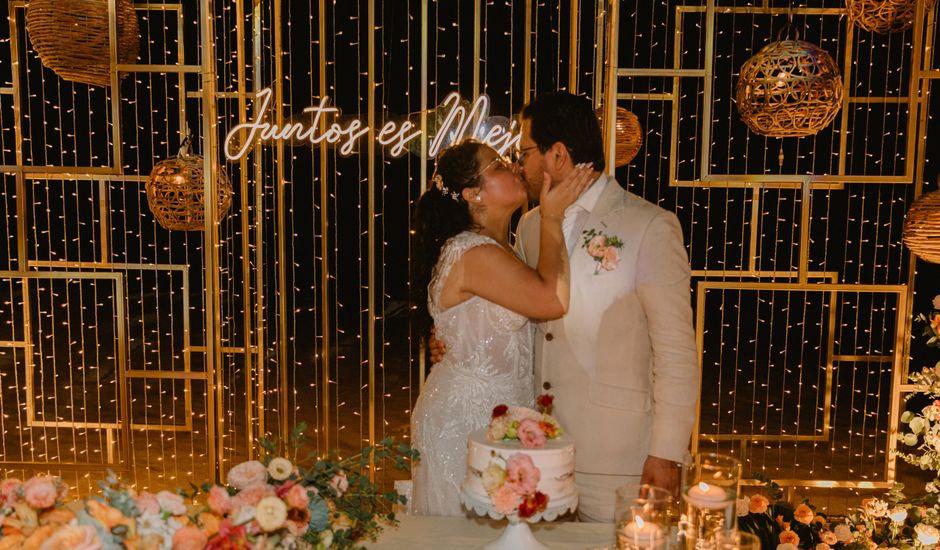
[410,139,593,516]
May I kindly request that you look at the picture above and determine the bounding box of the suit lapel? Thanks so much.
[571,177,629,279]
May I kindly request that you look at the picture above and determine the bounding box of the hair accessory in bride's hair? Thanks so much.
[431,172,460,202]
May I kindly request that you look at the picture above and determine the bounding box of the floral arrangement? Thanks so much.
[0,424,417,550]
[915,295,940,350]
[736,480,855,550]
[486,394,562,449]
[581,227,623,274]
[480,453,549,519]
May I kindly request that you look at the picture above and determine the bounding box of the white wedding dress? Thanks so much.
[411,231,535,516]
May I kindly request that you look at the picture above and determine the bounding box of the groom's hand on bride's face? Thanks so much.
[428,329,447,364]
[640,455,680,495]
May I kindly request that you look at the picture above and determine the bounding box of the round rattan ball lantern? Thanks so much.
[735,39,843,138]
[903,190,940,264]
[146,155,233,231]
[26,0,140,88]
[846,0,937,34]
[595,106,644,167]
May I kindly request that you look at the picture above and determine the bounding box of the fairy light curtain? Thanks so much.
[0,0,937,506]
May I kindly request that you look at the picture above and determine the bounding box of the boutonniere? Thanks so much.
[581,228,623,274]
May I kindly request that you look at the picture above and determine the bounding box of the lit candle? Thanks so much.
[618,516,666,548]
[684,482,731,510]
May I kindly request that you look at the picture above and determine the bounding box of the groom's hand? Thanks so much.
[428,328,446,364]
[640,455,680,494]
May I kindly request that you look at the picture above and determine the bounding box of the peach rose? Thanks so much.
[156,490,187,516]
[505,453,540,496]
[226,460,268,490]
[779,530,800,545]
[19,525,57,549]
[821,531,838,545]
[232,484,273,508]
[517,419,548,449]
[38,525,100,550]
[601,246,620,271]
[834,524,854,543]
[748,494,770,514]
[23,477,57,510]
[285,484,309,510]
[490,484,521,515]
[198,512,222,538]
[171,526,207,550]
[207,486,233,515]
[38,508,75,527]
[793,503,815,525]
[86,500,131,532]
[587,235,607,258]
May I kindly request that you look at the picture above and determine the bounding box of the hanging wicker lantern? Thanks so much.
[146,149,233,231]
[903,190,940,264]
[846,0,936,34]
[735,38,843,138]
[595,106,644,167]
[26,0,140,88]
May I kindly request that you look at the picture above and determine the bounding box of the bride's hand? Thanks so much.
[539,163,595,222]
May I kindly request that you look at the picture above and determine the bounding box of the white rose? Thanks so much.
[482,462,507,494]
[917,523,940,545]
[932,295,940,310]
[888,507,908,524]
[834,524,854,543]
[255,496,288,532]
[736,497,750,517]
[267,458,293,481]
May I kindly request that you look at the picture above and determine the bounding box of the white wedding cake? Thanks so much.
[462,429,577,517]
[460,402,577,520]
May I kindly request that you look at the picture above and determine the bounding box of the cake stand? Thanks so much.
[459,485,578,550]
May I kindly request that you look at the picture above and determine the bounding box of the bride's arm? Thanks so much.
[455,164,593,319]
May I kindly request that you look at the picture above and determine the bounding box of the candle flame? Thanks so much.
[636,516,645,529]
[698,482,709,492]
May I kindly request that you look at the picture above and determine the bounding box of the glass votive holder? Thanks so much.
[712,530,761,550]
[615,484,674,550]
[679,453,741,549]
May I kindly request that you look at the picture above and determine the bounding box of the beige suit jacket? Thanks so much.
[514,178,699,475]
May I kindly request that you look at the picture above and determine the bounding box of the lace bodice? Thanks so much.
[410,231,535,516]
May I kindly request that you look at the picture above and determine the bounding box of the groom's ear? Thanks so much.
[546,141,571,174]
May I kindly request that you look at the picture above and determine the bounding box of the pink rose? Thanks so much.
[505,453,540,496]
[517,419,547,449]
[38,524,100,550]
[285,484,309,510]
[779,530,801,545]
[172,526,208,550]
[330,472,349,496]
[156,490,187,515]
[232,483,273,508]
[0,478,22,504]
[748,494,769,514]
[227,460,268,490]
[135,491,160,515]
[23,476,57,509]
[601,246,620,271]
[587,235,607,258]
[490,484,521,515]
[207,486,233,515]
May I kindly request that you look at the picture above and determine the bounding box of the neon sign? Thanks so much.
[223,89,520,162]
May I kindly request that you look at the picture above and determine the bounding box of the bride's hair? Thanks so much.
[412,139,486,334]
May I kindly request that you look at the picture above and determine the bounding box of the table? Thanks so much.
[369,514,614,549]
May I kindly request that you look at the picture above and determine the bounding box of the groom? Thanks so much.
[514,92,698,522]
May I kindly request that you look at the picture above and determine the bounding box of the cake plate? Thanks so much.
[459,486,578,550]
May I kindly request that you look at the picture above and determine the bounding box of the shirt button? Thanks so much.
[543,382,552,390]
[545,332,554,341]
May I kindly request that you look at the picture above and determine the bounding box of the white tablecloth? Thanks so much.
[369,514,614,549]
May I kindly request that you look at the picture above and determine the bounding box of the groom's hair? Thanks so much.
[521,92,606,173]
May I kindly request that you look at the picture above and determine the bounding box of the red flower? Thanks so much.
[536,394,554,414]
[492,404,509,418]
[518,492,550,518]
[205,520,249,550]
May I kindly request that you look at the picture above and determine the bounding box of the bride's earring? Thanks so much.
[474,195,482,202]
